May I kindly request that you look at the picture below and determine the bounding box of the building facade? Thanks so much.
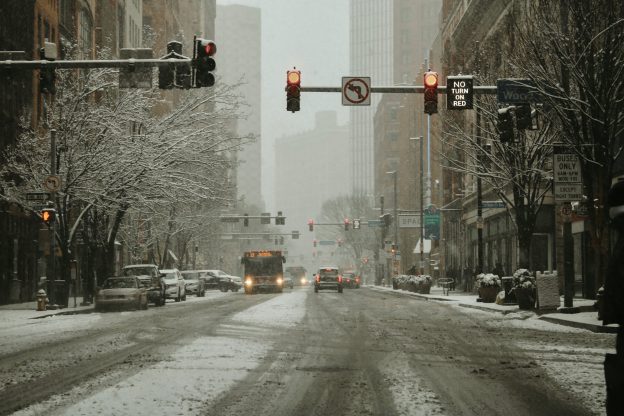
[216,5,263,208]
[275,111,350,270]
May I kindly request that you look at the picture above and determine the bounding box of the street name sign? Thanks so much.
[220,216,240,223]
[446,75,473,109]
[496,78,540,103]
[367,219,382,227]
[319,240,336,246]
[342,76,371,106]
[399,215,421,228]
[481,201,505,209]
[260,212,271,224]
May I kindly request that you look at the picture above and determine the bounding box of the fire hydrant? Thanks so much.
[36,289,48,311]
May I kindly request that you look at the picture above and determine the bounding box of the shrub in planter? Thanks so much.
[476,273,501,303]
[392,275,409,290]
[512,269,536,309]
[409,274,432,294]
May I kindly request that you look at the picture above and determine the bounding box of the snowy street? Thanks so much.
[0,287,613,416]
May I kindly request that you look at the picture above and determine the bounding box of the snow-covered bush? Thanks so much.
[512,269,536,290]
[476,273,501,288]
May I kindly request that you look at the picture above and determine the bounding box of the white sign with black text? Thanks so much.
[446,75,474,110]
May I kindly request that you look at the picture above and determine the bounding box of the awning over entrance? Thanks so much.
[413,238,432,254]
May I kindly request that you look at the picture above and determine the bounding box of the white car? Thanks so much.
[160,268,186,302]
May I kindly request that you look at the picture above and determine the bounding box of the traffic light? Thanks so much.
[381,213,392,228]
[39,44,56,94]
[158,62,174,89]
[313,239,317,247]
[497,107,514,143]
[243,214,249,227]
[194,38,216,87]
[41,208,56,226]
[344,218,350,231]
[515,104,532,130]
[308,219,314,232]
[286,68,301,112]
[337,239,342,247]
[292,231,300,239]
[276,211,285,225]
[423,71,438,115]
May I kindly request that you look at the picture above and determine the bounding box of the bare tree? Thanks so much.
[512,1,624,286]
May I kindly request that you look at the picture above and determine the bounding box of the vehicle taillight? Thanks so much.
[338,275,342,283]
[356,277,360,283]
[315,274,320,283]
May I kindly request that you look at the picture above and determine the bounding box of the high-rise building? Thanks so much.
[349,0,441,195]
[275,111,350,266]
[216,5,262,208]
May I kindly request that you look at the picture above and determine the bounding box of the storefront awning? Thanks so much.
[413,238,432,254]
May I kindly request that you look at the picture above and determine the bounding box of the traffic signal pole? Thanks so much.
[0,58,192,70]
[48,130,57,304]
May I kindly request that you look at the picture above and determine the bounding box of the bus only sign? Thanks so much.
[446,75,473,110]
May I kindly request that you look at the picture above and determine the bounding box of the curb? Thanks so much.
[539,315,619,333]
[456,302,519,315]
[30,307,94,319]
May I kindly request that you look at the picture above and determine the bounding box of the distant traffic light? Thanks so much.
[497,107,514,143]
[276,211,285,225]
[194,38,216,87]
[308,219,314,232]
[344,218,350,231]
[291,231,300,239]
[243,214,249,227]
[41,208,56,226]
[423,71,438,115]
[313,239,317,247]
[286,68,301,112]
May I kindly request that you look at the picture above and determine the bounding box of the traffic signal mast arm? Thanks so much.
[0,58,193,70]
[297,85,497,94]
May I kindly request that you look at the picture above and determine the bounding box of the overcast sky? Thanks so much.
[216,0,350,209]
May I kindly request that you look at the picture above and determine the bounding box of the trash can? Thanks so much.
[595,286,604,320]
[52,280,69,307]
[501,276,516,304]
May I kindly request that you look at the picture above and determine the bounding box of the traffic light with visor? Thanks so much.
[41,207,56,226]
[344,218,350,231]
[497,108,514,143]
[308,219,314,232]
[286,69,301,112]
[194,38,216,87]
[423,71,438,115]
[243,214,249,227]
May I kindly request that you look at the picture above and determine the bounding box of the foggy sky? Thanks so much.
[216,0,350,210]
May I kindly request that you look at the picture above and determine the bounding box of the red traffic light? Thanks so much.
[199,39,217,56]
[344,218,350,230]
[423,71,439,115]
[424,71,438,88]
[287,70,301,85]
[308,219,314,231]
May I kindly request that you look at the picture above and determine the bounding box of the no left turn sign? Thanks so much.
[342,77,371,106]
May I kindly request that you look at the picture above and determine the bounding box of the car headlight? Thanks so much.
[276,277,283,285]
[245,279,253,286]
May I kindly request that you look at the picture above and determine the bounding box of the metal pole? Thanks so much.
[393,172,398,251]
[48,130,57,304]
[475,42,484,275]
[420,136,425,275]
[427,114,431,206]
[380,196,385,285]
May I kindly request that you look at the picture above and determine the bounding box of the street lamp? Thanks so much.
[410,136,425,275]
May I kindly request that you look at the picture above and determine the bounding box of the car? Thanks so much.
[95,276,148,311]
[283,276,294,289]
[123,264,166,306]
[228,276,244,291]
[205,270,240,292]
[314,266,343,293]
[161,268,187,302]
[342,272,361,289]
[180,271,206,296]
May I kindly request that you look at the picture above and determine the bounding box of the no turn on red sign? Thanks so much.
[342,77,371,106]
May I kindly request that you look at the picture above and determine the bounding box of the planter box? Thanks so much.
[515,287,535,310]
[479,285,500,303]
